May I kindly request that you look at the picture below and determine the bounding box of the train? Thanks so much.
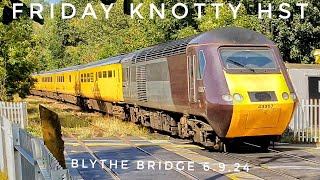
[31,27,298,152]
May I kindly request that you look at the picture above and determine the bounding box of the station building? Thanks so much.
[286,63,320,100]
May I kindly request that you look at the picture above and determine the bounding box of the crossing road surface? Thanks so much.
[64,136,320,180]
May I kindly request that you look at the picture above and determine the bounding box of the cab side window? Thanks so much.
[198,50,206,80]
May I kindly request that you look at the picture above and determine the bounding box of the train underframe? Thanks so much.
[31,90,279,152]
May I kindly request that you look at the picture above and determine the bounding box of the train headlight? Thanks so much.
[282,92,289,100]
[222,94,233,102]
[290,93,297,100]
[233,93,244,102]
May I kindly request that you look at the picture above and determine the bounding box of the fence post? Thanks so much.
[311,99,314,142]
[316,100,319,142]
[0,116,5,171]
[12,124,22,180]
[32,138,46,180]
[2,116,16,180]
[21,103,28,129]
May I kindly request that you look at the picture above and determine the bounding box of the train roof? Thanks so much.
[189,27,275,45]
[33,27,274,75]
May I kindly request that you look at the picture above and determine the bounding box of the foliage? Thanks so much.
[0,0,320,99]
[0,16,36,100]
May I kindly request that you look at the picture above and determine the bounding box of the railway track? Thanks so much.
[65,124,320,180]
[216,142,320,180]
[33,96,320,179]
[64,124,202,180]
[245,142,320,166]
[65,132,121,180]
[75,117,318,180]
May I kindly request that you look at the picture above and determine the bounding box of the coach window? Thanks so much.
[86,73,89,82]
[63,76,65,82]
[69,75,71,82]
[108,70,112,78]
[113,70,116,77]
[99,72,102,78]
[96,72,98,80]
[198,50,206,80]
[81,74,83,82]
[90,73,94,82]
[84,74,87,82]
[103,71,107,78]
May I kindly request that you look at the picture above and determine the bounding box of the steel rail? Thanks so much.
[87,121,201,180]
[221,151,299,180]
[65,131,121,180]
[244,142,320,165]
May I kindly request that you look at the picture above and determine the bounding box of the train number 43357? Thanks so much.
[258,104,274,109]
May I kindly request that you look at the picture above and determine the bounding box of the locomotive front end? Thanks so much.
[218,47,297,138]
[189,28,298,150]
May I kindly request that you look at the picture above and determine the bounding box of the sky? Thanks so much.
[46,0,60,4]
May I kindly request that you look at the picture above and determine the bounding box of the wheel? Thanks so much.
[213,141,228,152]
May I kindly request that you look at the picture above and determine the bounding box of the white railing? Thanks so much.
[0,102,71,180]
[289,99,320,143]
[0,102,27,129]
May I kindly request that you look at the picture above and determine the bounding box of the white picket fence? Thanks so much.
[289,99,320,143]
[0,102,28,129]
[0,102,71,180]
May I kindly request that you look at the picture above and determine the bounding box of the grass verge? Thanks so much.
[24,96,154,139]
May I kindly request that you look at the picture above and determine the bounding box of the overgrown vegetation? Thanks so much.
[25,97,153,139]
[1,0,320,99]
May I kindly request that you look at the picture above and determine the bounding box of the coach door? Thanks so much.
[188,53,197,103]
[123,66,130,99]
